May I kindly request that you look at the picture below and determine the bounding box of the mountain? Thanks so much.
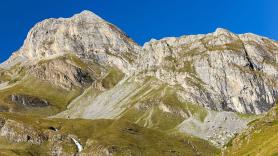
[0,10,277,155]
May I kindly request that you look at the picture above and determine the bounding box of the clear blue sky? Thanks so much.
[0,0,277,62]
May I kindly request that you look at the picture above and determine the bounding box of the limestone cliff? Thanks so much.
[140,28,278,114]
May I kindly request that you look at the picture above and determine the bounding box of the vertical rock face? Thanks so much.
[29,59,94,89]
[141,28,278,114]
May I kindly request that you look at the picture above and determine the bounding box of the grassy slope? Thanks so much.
[101,67,125,89]
[0,76,81,116]
[0,113,219,156]
[119,77,208,131]
[224,104,278,156]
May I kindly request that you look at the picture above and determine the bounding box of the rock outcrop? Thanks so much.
[9,94,49,107]
[29,58,94,89]
[0,117,79,156]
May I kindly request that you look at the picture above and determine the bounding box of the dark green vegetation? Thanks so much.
[0,113,219,156]
[101,67,125,89]
[224,103,278,156]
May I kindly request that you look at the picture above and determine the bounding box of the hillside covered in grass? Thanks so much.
[224,103,278,155]
[0,113,219,156]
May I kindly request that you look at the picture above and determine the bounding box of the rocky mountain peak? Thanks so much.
[214,28,232,36]
[72,10,104,21]
[1,10,139,72]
